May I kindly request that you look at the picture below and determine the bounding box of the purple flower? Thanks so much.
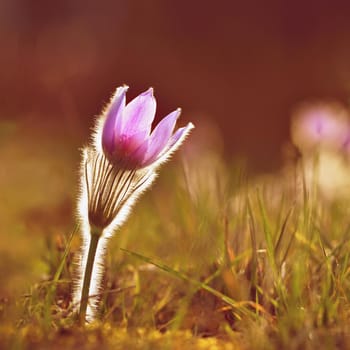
[101,86,194,169]
[75,86,194,322]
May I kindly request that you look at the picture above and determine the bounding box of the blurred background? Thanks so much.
[2,0,350,168]
[2,0,350,296]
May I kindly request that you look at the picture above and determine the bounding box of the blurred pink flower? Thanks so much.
[291,102,350,152]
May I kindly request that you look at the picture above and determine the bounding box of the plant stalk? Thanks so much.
[79,228,101,323]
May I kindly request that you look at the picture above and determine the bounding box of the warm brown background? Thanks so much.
[2,0,350,170]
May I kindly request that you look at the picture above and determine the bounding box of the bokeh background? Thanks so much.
[2,0,350,168]
[2,0,350,296]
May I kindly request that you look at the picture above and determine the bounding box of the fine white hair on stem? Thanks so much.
[82,147,157,230]
[73,233,109,322]
[103,170,157,238]
[73,147,158,320]
[76,148,90,239]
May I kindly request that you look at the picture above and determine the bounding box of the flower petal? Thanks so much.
[128,139,150,166]
[143,109,181,165]
[167,122,194,150]
[156,122,194,163]
[102,86,128,155]
[143,122,194,168]
[114,130,149,156]
[122,88,156,137]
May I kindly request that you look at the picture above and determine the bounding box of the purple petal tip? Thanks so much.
[116,85,129,94]
[141,87,154,97]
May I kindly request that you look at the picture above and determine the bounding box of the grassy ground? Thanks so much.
[1,118,350,349]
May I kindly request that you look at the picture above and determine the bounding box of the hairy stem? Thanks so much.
[79,228,101,323]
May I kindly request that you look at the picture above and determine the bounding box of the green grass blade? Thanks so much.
[120,248,263,319]
[52,224,79,284]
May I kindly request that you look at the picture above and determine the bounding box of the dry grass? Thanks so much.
[1,118,350,349]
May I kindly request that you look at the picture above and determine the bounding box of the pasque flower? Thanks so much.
[101,86,189,169]
[74,86,194,322]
